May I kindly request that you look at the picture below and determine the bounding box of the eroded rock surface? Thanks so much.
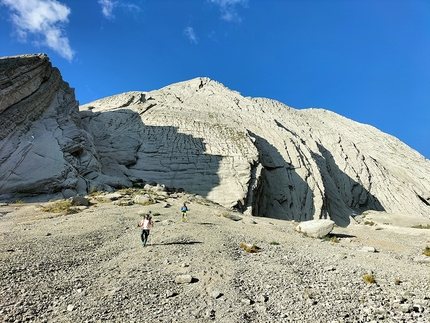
[1,54,430,225]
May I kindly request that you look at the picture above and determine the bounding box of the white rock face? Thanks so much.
[1,54,430,226]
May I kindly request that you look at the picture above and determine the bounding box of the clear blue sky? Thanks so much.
[1,0,429,159]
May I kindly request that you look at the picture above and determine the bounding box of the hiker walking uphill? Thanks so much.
[181,203,189,221]
[138,213,153,246]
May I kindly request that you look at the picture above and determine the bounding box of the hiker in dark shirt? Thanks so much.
[181,202,188,221]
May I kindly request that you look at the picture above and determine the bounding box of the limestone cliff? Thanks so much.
[1,54,429,225]
[0,54,98,199]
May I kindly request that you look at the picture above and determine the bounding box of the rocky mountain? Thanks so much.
[1,54,429,225]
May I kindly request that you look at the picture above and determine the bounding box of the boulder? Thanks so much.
[295,219,335,238]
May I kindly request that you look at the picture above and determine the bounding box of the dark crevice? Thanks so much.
[416,194,430,206]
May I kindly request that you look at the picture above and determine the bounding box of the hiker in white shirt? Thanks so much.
[138,213,154,246]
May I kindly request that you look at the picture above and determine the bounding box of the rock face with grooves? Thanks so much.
[1,54,430,226]
[0,54,98,200]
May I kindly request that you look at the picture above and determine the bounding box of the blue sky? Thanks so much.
[1,0,429,159]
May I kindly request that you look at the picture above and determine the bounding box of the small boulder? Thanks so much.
[133,194,153,205]
[68,196,89,206]
[360,246,376,253]
[175,275,193,284]
[295,219,335,238]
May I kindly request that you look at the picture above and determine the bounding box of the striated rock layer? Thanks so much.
[1,54,430,225]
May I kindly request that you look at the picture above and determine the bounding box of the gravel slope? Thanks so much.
[1,194,429,323]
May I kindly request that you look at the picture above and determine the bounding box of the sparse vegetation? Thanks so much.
[411,224,430,229]
[269,241,280,245]
[364,221,375,226]
[303,288,314,299]
[240,242,259,253]
[135,200,155,206]
[95,197,110,203]
[394,278,401,285]
[363,274,376,284]
[322,235,339,243]
[15,200,24,204]
[40,200,77,214]
[88,187,99,196]
[118,188,134,195]
[422,246,430,257]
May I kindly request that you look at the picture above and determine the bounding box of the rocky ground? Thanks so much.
[0,189,429,323]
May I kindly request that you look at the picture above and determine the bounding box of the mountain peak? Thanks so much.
[1,54,429,225]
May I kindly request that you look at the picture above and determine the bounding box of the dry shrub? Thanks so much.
[422,246,430,257]
[322,235,339,243]
[394,278,401,285]
[139,200,155,206]
[363,274,376,284]
[118,188,134,195]
[240,242,259,253]
[41,200,77,214]
[412,224,430,229]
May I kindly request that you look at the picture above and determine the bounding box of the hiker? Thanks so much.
[181,202,189,221]
[138,213,154,246]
